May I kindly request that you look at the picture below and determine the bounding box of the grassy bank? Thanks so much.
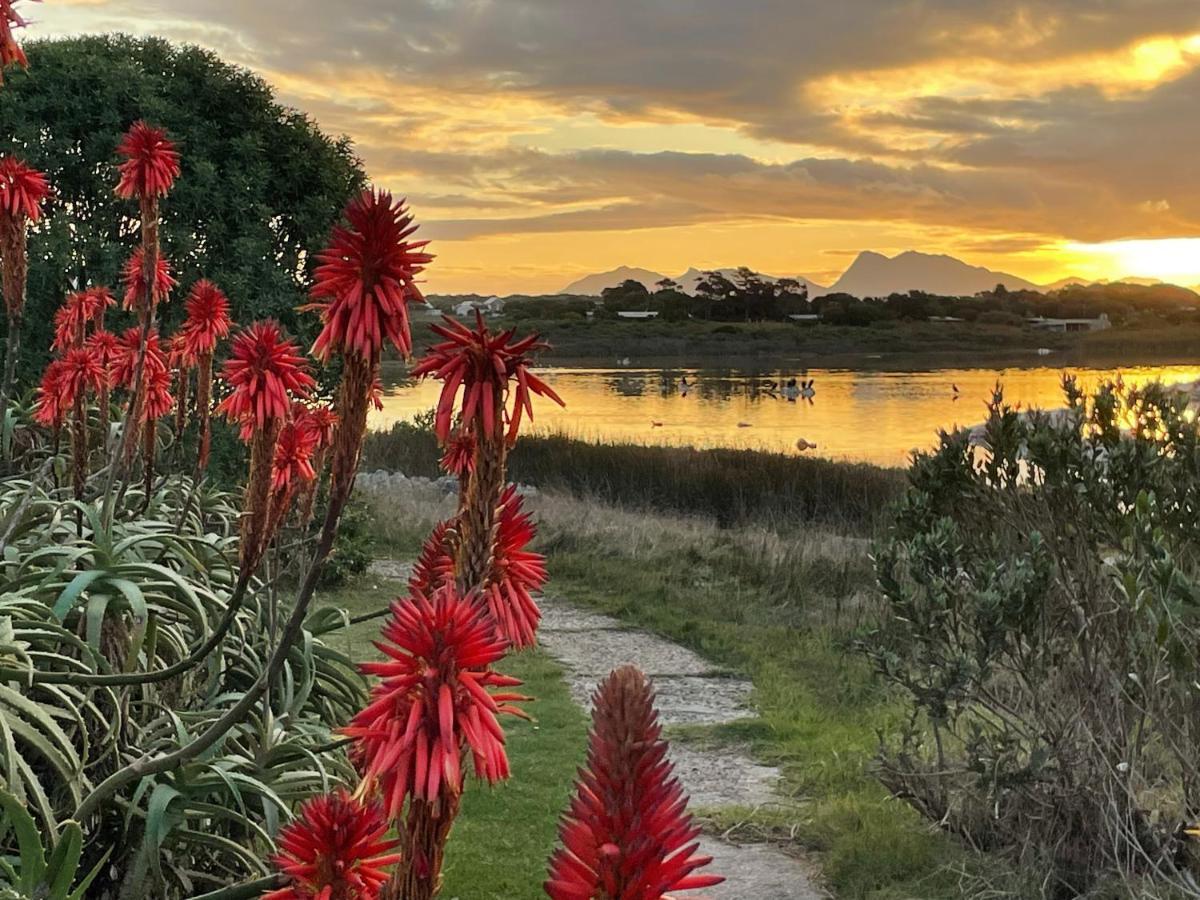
[362,426,904,534]
[357,477,1022,898]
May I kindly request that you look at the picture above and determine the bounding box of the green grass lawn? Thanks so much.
[314,573,589,900]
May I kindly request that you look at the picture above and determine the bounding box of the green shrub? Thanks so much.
[865,378,1200,896]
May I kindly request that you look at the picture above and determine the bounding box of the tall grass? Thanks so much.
[362,422,903,534]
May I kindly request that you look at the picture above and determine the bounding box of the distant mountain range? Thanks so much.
[558,251,1189,299]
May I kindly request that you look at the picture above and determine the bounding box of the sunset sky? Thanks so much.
[37,1,1200,294]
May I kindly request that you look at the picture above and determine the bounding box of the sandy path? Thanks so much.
[366,559,826,899]
[538,596,827,900]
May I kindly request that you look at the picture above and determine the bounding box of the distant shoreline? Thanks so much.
[402,317,1200,371]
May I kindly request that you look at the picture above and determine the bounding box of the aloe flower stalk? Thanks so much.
[306,188,430,529]
[85,328,120,444]
[0,154,48,436]
[292,402,338,526]
[344,586,528,900]
[52,287,114,352]
[60,347,105,500]
[114,121,179,470]
[217,320,314,573]
[411,313,562,603]
[545,666,724,900]
[177,279,232,475]
[264,789,402,900]
[264,412,320,541]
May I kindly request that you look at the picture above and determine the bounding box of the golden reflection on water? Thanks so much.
[373,363,1200,468]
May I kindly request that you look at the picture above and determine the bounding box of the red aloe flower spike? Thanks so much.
[410,312,564,447]
[370,374,384,412]
[32,358,67,428]
[216,320,314,438]
[305,188,432,362]
[343,586,529,821]
[110,326,167,389]
[0,155,48,223]
[179,278,233,362]
[263,789,402,900]
[408,520,458,598]
[58,346,106,402]
[545,666,724,900]
[0,1,37,82]
[294,402,338,451]
[141,364,174,423]
[272,416,319,493]
[52,287,114,351]
[484,486,546,649]
[121,245,176,312]
[114,121,180,201]
[440,427,476,479]
[85,329,120,381]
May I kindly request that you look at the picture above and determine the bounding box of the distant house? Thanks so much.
[616,310,659,320]
[928,315,965,323]
[453,296,506,318]
[1028,313,1111,333]
[787,314,820,323]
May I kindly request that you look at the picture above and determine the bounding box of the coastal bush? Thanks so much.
[867,378,1200,896]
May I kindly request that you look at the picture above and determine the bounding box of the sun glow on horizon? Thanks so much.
[1065,238,1200,285]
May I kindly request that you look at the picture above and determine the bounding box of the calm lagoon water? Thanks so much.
[373,362,1200,468]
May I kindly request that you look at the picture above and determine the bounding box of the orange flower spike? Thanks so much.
[263,789,401,900]
[306,188,432,362]
[114,121,180,201]
[411,312,563,445]
[545,666,724,900]
[121,246,176,311]
[216,320,314,439]
[178,278,233,362]
[343,586,529,821]
[0,155,48,222]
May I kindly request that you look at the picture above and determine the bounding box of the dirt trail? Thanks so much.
[538,596,826,900]
[366,559,826,898]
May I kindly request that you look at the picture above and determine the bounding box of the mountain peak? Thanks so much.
[819,250,1039,298]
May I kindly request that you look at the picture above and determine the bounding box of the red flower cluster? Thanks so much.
[216,321,314,438]
[31,359,65,427]
[408,521,457,598]
[440,428,476,478]
[0,1,35,82]
[271,416,320,492]
[85,329,121,371]
[33,347,104,427]
[110,326,167,390]
[142,364,174,421]
[0,155,48,222]
[177,279,233,363]
[485,487,547,649]
[307,189,432,362]
[545,666,723,900]
[121,246,176,311]
[52,287,114,351]
[412,313,563,445]
[264,789,401,900]
[344,587,529,820]
[293,403,338,451]
[114,121,181,201]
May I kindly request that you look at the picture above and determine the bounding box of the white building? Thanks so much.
[453,296,506,317]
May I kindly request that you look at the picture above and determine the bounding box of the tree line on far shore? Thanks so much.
[467,268,1200,328]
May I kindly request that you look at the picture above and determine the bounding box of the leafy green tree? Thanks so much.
[0,35,366,385]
